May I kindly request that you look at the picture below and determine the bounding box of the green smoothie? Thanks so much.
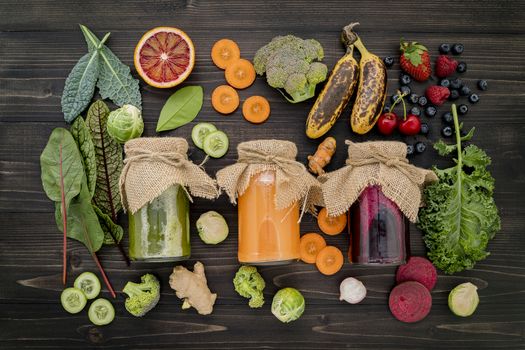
[129,184,190,261]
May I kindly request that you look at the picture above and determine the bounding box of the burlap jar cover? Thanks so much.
[119,137,219,214]
[216,140,323,216]
[319,140,438,222]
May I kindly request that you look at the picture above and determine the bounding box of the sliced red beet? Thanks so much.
[389,281,432,323]
[396,256,437,291]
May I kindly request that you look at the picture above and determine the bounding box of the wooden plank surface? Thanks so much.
[1,0,524,349]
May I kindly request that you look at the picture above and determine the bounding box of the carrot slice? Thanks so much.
[300,233,327,264]
[317,207,347,236]
[225,58,256,89]
[316,246,344,275]
[211,39,241,70]
[211,85,239,114]
[242,96,270,123]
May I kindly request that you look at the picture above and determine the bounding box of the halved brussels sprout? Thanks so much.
[196,211,229,244]
[448,282,479,317]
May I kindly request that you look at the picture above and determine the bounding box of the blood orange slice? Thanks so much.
[134,27,195,88]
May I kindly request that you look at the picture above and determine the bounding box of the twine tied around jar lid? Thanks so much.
[216,139,323,221]
[319,140,438,222]
[119,137,219,214]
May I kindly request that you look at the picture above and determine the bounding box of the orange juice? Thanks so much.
[237,170,300,264]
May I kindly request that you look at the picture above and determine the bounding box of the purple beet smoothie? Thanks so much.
[349,185,409,265]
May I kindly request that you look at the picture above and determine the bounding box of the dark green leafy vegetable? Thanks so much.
[70,117,97,198]
[93,205,124,245]
[85,100,123,221]
[80,25,142,109]
[418,104,500,274]
[156,86,203,132]
[61,52,100,123]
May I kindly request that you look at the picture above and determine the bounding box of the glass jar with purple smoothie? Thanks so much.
[349,185,409,265]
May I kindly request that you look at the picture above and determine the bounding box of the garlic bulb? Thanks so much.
[339,277,366,304]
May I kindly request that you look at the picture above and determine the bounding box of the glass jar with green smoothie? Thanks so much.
[119,137,219,262]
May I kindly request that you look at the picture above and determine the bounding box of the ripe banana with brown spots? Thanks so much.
[350,33,387,135]
[305,24,360,139]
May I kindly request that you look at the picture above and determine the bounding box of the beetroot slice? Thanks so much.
[389,281,432,323]
[396,256,437,291]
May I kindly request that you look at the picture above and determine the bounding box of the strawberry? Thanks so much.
[425,86,450,106]
[435,55,458,78]
[400,39,431,81]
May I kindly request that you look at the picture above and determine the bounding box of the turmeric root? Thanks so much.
[307,136,337,175]
[169,261,217,315]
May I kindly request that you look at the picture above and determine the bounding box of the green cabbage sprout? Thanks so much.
[107,104,144,143]
[271,287,305,323]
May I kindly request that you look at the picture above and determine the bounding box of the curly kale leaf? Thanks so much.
[418,107,500,274]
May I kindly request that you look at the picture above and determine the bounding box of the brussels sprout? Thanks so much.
[107,104,144,143]
[448,282,479,317]
[196,211,229,244]
[271,287,305,323]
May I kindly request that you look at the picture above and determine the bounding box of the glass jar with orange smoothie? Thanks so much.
[217,140,322,265]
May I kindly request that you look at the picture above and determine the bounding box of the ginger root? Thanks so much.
[169,261,217,315]
[307,136,336,175]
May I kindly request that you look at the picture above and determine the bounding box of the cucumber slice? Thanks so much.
[203,130,229,158]
[61,287,87,314]
[196,211,229,244]
[88,298,115,326]
[191,123,217,149]
[74,272,101,300]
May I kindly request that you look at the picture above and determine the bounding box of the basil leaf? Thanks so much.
[40,128,84,209]
[61,51,99,124]
[55,181,104,253]
[85,101,123,221]
[80,25,142,109]
[93,205,124,245]
[156,86,203,132]
[71,117,97,198]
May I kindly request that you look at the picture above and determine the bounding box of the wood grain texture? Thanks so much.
[1,0,525,348]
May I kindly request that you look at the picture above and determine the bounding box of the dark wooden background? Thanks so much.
[1,0,524,348]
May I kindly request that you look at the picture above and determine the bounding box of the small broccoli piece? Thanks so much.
[306,62,328,85]
[122,274,160,317]
[253,35,327,103]
[233,265,266,308]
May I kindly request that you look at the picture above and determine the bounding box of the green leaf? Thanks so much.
[71,117,97,198]
[61,52,100,124]
[40,128,84,209]
[85,100,123,221]
[55,181,104,253]
[418,106,500,274]
[93,205,124,245]
[156,86,203,132]
[80,25,141,109]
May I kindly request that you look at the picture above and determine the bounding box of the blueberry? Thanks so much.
[391,95,400,104]
[450,78,462,89]
[439,43,451,54]
[418,96,428,107]
[383,56,394,67]
[452,43,464,55]
[406,144,415,156]
[460,85,471,96]
[477,79,488,91]
[400,85,411,96]
[468,93,480,103]
[408,93,419,104]
[456,62,467,73]
[415,141,427,153]
[442,126,453,137]
[383,102,392,112]
[439,78,451,88]
[448,89,460,100]
[400,74,412,85]
[425,105,437,117]
[420,123,430,135]
[458,104,469,115]
[442,112,453,124]
[410,106,421,117]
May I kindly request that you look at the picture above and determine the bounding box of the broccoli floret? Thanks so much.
[233,265,266,308]
[253,35,328,103]
[122,274,160,317]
